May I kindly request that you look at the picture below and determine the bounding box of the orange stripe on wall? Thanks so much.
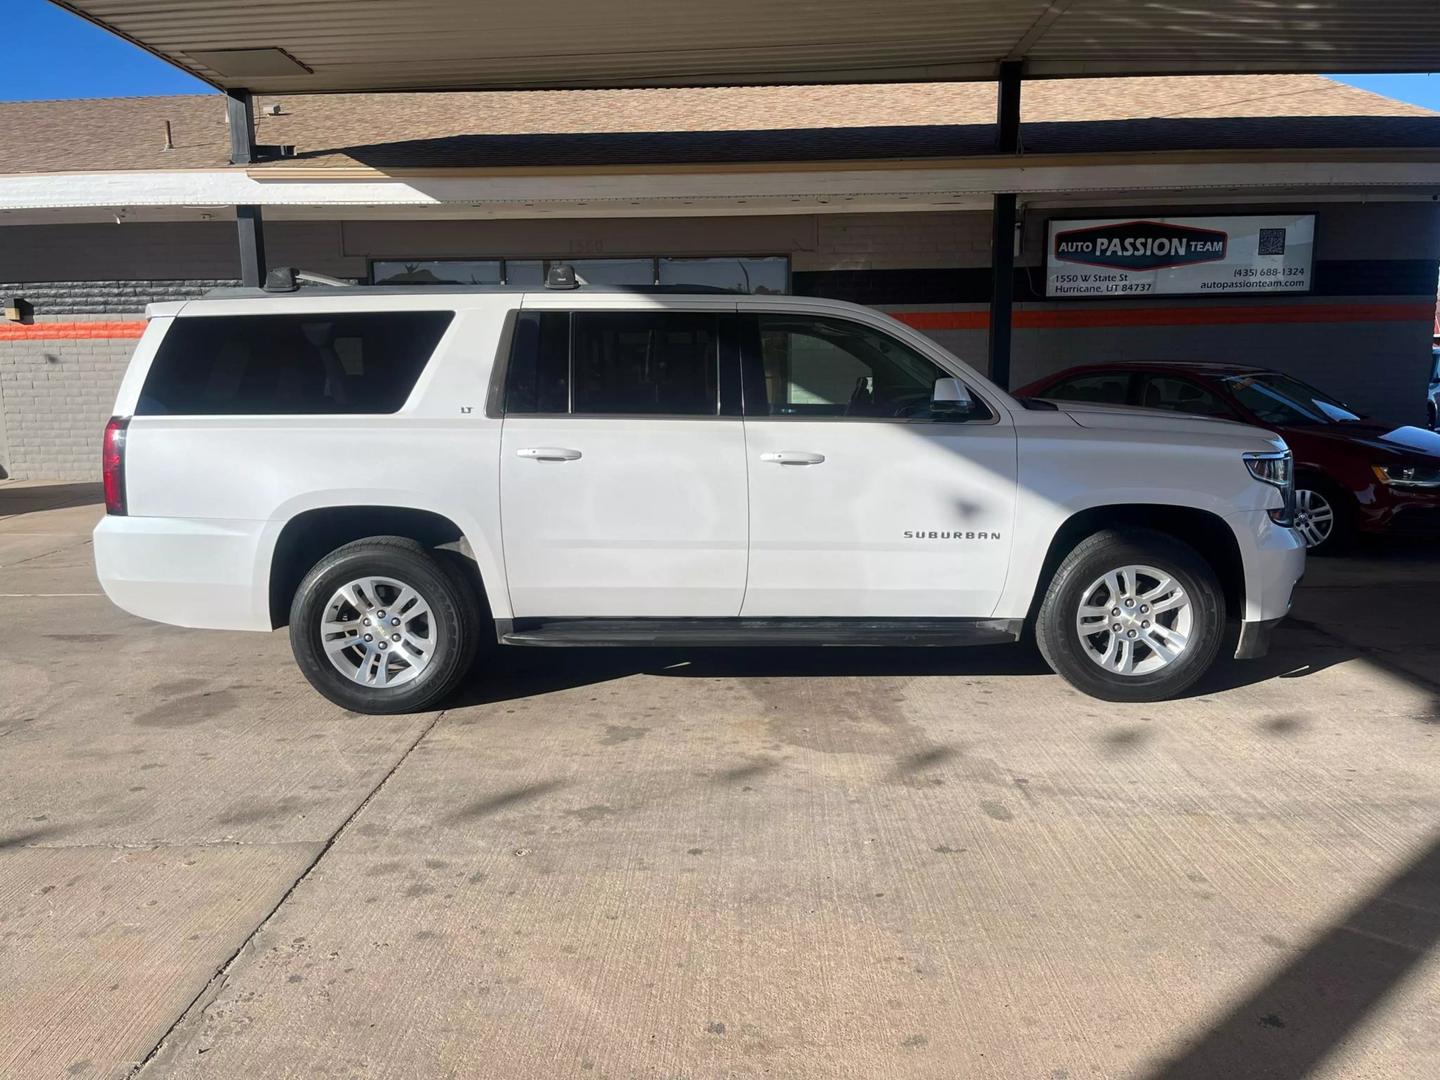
[0,321,146,341]
[890,310,990,331]
[891,302,1436,332]
[1017,302,1436,329]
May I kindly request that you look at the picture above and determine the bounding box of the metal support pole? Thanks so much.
[988,193,1017,390]
[236,205,267,288]
[226,90,266,287]
[225,89,255,166]
[987,61,1022,389]
[995,60,1022,156]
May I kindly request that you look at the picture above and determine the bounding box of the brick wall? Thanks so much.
[804,212,993,271]
[0,280,238,315]
[0,315,140,481]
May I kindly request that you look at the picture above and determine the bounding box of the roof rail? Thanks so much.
[263,267,355,292]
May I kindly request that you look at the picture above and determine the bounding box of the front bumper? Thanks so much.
[1359,483,1440,535]
[1227,509,1306,625]
[1234,615,1286,660]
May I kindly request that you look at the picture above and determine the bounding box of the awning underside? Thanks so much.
[53,0,1440,94]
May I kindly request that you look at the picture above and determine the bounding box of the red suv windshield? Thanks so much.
[1220,372,1362,426]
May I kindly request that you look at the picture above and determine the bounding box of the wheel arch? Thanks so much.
[266,505,494,629]
[1027,504,1245,624]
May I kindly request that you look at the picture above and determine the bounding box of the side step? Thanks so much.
[497,617,1024,648]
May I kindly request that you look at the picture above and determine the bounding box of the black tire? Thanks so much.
[289,536,480,714]
[1293,474,1353,556]
[1035,529,1224,703]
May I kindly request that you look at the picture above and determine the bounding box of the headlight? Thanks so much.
[1373,464,1440,489]
[1244,450,1295,526]
[1244,451,1292,488]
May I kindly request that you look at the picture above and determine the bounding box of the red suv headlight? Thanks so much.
[1373,464,1440,489]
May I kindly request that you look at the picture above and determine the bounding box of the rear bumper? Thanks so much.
[93,514,272,631]
[1234,615,1286,660]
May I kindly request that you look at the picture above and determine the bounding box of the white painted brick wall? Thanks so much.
[0,321,137,481]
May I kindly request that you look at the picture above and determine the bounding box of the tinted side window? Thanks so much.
[1043,372,1132,405]
[573,312,718,415]
[751,314,987,420]
[504,311,721,417]
[1136,375,1233,418]
[138,312,452,415]
[504,311,570,414]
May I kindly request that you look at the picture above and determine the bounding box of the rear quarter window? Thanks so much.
[136,311,453,415]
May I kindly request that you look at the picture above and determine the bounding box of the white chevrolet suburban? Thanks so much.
[94,268,1304,713]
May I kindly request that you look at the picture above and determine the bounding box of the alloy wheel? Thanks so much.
[1074,564,1193,677]
[1292,488,1335,549]
[319,575,438,687]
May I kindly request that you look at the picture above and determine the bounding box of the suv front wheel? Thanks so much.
[289,536,480,713]
[1035,529,1223,702]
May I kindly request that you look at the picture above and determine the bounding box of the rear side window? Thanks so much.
[1136,375,1234,418]
[1042,372,1133,405]
[137,312,453,415]
[504,310,720,416]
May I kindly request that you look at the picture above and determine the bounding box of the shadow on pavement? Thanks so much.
[0,482,104,519]
[1147,832,1440,1080]
[451,633,1341,709]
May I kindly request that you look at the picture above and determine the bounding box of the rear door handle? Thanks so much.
[760,451,825,465]
[516,447,582,461]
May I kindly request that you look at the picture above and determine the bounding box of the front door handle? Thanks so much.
[516,447,582,461]
[760,451,825,465]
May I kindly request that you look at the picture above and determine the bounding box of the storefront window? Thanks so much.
[504,260,546,286]
[372,259,501,285]
[371,256,789,292]
[660,257,787,294]
[566,259,655,285]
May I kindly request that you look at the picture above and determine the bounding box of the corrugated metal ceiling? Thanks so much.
[51,0,1440,93]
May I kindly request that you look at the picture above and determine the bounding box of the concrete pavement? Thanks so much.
[3,480,1438,1080]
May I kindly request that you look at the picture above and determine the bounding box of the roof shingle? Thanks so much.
[0,75,1433,175]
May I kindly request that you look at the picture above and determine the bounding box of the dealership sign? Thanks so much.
[1045,215,1315,298]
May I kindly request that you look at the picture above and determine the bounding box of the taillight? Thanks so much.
[102,416,129,515]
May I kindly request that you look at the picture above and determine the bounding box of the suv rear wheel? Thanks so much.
[1035,529,1223,703]
[289,536,479,714]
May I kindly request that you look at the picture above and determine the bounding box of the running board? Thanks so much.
[497,617,1024,648]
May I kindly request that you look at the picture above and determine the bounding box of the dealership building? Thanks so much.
[1,74,1439,480]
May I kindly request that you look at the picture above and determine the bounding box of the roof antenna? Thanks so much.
[263,267,353,292]
[546,263,585,289]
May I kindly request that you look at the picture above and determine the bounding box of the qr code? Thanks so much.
[1257,228,1286,256]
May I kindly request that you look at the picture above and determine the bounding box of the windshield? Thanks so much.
[1219,372,1363,425]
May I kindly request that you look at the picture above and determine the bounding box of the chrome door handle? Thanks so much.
[516,447,582,461]
[760,451,825,465]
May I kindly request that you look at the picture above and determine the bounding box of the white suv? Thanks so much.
[94,270,1304,712]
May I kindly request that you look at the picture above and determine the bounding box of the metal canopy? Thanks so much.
[53,0,1440,94]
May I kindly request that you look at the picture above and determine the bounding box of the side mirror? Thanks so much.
[931,377,976,418]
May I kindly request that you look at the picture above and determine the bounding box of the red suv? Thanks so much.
[1016,362,1440,554]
